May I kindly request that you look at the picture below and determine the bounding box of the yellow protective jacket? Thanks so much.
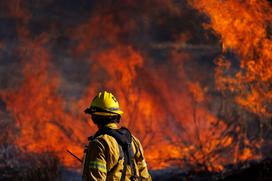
[82,123,152,181]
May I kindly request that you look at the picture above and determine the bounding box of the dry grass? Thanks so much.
[0,143,61,181]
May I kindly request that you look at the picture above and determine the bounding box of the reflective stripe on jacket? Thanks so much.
[82,123,152,181]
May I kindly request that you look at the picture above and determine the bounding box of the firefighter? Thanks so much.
[82,91,152,181]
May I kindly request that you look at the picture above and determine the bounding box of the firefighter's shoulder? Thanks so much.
[131,135,146,162]
[131,135,142,150]
[90,134,120,156]
[92,133,119,146]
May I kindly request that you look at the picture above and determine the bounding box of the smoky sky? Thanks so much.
[0,0,220,99]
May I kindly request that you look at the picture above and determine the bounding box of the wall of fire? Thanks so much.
[0,0,271,172]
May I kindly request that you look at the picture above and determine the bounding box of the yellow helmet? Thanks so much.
[84,91,123,116]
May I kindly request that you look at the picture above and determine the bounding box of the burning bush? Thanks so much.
[0,113,61,180]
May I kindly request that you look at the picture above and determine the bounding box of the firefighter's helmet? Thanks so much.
[84,91,123,116]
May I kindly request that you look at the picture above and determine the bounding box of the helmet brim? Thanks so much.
[84,108,123,116]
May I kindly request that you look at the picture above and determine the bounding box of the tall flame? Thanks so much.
[191,0,272,117]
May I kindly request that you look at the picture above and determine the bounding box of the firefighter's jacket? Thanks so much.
[82,123,152,181]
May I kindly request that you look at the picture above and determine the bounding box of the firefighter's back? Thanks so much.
[83,128,152,181]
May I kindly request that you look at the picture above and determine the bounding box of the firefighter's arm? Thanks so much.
[133,137,152,181]
[86,139,107,181]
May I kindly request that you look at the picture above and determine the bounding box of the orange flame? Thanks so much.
[191,0,272,117]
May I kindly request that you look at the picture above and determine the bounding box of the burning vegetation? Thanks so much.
[0,0,271,180]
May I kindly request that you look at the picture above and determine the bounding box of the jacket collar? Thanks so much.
[104,123,118,129]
